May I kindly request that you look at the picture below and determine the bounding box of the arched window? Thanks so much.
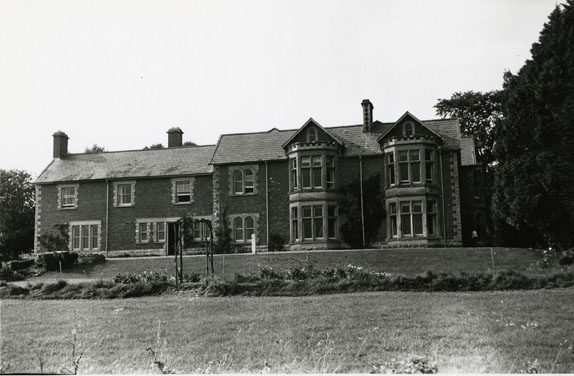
[234,217,243,241]
[244,169,254,193]
[233,170,243,194]
[245,216,254,241]
[307,128,318,142]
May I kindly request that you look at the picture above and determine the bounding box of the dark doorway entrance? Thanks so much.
[167,222,179,256]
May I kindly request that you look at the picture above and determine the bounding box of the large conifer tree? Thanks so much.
[493,1,574,248]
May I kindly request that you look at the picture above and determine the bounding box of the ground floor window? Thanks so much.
[229,214,258,243]
[192,221,211,241]
[70,221,101,251]
[290,202,338,242]
[387,197,439,240]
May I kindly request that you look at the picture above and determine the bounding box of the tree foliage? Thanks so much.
[183,141,197,147]
[493,1,574,248]
[0,170,35,260]
[84,144,105,154]
[435,90,503,172]
[143,143,165,150]
[338,173,385,248]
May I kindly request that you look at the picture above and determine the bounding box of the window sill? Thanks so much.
[231,193,257,197]
[59,206,77,210]
[115,204,135,208]
[173,202,192,205]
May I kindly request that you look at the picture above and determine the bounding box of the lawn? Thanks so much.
[37,247,544,282]
[1,288,573,374]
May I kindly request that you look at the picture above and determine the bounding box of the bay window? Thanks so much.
[291,203,338,242]
[385,148,436,185]
[291,154,337,191]
[386,198,438,240]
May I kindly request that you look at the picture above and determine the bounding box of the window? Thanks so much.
[156,222,166,243]
[245,216,255,241]
[326,156,335,189]
[400,202,412,236]
[404,121,414,137]
[327,205,337,238]
[425,150,434,183]
[301,156,311,188]
[313,206,324,239]
[307,127,318,142]
[70,221,100,251]
[427,200,438,236]
[413,201,423,235]
[312,156,322,188]
[116,183,133,206]
[291,207,298,241]
[398,149,421,184]
[59,185,78,209]
[234,217,243,241]
[230,214,258,243]
[192,221,211,241]
[389,202,397,238]
[473,169,482,198]
[290,158,298,190]
[231,167,257,195]
[138,222,149,243]
[399,201,423,237]
[244,169,254,194]
[176,181,192,203]
[386,152,395,186]
[302,206,312,239]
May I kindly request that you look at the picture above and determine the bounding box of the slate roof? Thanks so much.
[460,137,478,166]
[210,118,461,165]
[35,145,216,184]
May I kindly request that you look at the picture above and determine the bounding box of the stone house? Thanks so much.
[34,99,483,256]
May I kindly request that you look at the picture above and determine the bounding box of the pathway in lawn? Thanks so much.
[24,247,542,285]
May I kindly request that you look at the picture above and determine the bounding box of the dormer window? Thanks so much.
[307,128,318,142]
[404,121,414,137]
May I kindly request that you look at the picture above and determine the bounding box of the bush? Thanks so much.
[36,252,78,271]
[0,265,25,282]
[558,249,574,266]
[114,271,172,284]
[8,259,35,271]
[268,233,286,252]
[8,285,29,296]
[40,280,68,294]
[78,253,106,266]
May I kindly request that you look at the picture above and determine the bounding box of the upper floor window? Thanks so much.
[58,184,79,209]
[172,178,194,204]
[295,154,335,191]
[230,166,257,195]
[307,128,318,142]
[176,181,191,203]
[403,121,414,137]
[290,158,298,190]
[386,148,435,186]
[114,181,136,207]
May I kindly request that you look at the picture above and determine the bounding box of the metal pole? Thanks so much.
[359,156,366,248]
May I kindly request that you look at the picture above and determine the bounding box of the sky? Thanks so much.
[0,0,561,178]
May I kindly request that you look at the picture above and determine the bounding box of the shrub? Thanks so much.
[268,233,286,252]
[114,270,172,284]
[78,253,106,266]
[8,259,35,271]
[0,265,24,282]
[183,272,201,283]
[36,252,78,271]
[40,280,68,294]
[558,249,574,266]
[258,265,285,280]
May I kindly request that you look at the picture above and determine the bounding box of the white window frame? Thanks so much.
[58,184,79,210]
[290,201,338,242]
[229,165,258,196]
[113,181,136,207]
[172,178,194,205]
[69,220,101,251]
[229,213,259,243]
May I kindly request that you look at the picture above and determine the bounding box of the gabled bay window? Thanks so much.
[385,147,436,186]
[290,153,337,191]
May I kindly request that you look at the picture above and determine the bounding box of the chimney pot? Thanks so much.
[361,99,374,133]
[53,131,69,158]
[167,127,183,147]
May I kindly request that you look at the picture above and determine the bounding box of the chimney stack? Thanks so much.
[361,99,374,133]
[167,127,183,147]
[53,131,69,158]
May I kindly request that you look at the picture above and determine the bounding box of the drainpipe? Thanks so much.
[359,156,366,248]
[105,179,110,257]
[265,161,270,248]
[439,149,447,245]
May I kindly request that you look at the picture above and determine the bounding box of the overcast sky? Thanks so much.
[0,0,560,178]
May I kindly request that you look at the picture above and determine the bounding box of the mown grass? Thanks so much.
[1,289,573,373]
[40,247,543,282]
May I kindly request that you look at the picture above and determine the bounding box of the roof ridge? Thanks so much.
[65,144,216,156]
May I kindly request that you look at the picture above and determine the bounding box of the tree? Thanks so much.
[143,143,165,150]
[435,91,504,244]
[182,141,197,147]
[493,1,574,248]
[0,170,35,261]
[435,91,503,172]
[84,144,105,154]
